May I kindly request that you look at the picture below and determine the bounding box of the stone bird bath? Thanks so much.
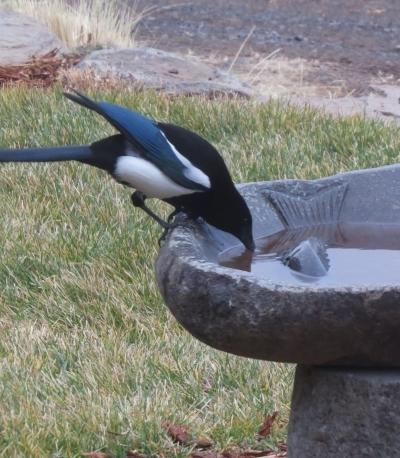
[156,164,400,458]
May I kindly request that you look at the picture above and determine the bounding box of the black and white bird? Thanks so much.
[0,91,255,250]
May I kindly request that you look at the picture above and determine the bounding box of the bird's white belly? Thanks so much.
[114,156,197,199]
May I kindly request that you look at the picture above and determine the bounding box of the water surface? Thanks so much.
[219,223,400,287]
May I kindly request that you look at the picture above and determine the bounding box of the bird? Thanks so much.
[0,90,255,251]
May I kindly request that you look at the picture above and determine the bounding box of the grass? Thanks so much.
[2,0,145,49]
[0,87,400,457]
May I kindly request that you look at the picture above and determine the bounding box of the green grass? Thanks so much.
[0,87,399,457]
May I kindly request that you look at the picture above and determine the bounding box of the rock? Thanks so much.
[77,47,252,97]
[291,85,400,124]
[288,366,400,458]
[0,9,69,65]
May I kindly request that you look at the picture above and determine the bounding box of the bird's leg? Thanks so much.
[130,191,169,229]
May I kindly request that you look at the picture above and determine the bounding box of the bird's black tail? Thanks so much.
[0,145,92,164]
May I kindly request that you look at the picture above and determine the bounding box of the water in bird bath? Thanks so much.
[219,223,400,287]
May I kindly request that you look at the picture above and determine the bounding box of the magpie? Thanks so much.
[0,91,255,251]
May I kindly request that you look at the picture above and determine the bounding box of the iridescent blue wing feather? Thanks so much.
[64,91,206,191]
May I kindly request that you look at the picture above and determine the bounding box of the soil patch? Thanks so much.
[135,0,400,105]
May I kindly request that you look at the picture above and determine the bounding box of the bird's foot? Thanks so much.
[158,220,183,246]
[130,191,169,229]
[167,208,181,224]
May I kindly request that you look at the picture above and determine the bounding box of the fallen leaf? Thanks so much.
[190,451,220,458]
[221,449,239,458]
[194,436,213,449]
[241,449,275,457]
[164,422,189,444]
[191,446,287,458]
[258,411,278,438]
[269,454,287,458]
[277,443,287,452]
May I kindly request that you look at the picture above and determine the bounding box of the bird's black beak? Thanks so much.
[240,231,255,252]
[244,238,256,252]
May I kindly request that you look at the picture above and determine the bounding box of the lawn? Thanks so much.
[0,86,399,457]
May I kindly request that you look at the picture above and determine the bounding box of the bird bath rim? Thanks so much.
[156,163,400,366]
[162,163,400,294]
[161,220,400,295]
[164,222,400,294]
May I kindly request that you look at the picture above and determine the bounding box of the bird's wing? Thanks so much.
[64,90,208,191]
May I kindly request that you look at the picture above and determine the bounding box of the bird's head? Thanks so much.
[205,188,255,252]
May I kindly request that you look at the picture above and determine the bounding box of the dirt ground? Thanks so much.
[135,0,400,110]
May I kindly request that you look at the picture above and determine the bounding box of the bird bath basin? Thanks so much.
[156,164,400,457]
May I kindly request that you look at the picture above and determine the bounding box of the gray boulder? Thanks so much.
[0,9,69,65]
[77,47,252,97]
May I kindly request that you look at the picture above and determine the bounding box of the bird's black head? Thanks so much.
[156,124,255,251]
[204,188,255,252]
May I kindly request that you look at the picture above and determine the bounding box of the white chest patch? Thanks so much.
[114,156,199,199]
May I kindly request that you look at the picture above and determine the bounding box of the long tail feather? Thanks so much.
[0,145,92,163]
[64,90,101,114]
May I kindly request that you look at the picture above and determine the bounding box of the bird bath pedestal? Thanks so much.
[155,164,400,458]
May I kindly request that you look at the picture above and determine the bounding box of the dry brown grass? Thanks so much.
[3,0,149,49]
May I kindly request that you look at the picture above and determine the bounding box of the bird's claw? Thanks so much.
[167,208,181,224]
[157,220,185,246]
[158,229,169,246]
